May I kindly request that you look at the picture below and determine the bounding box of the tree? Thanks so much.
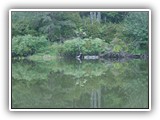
[12,12,81,42]
[124,12,149,53]
[101,12,128,23]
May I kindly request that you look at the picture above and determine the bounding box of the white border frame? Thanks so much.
[9,9,151,111]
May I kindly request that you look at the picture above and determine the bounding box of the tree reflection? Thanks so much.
[12,59,148,108]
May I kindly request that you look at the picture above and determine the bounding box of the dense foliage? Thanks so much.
[12,35,47,57]
[12,12,80,42]
[57,38,108,57]
[11,11,149,58]
[123,12,149,54]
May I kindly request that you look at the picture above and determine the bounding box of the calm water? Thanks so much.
[12,58,149,109]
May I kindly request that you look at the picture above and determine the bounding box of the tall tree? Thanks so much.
[124,12,149,52]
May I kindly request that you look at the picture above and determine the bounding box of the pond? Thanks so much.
[11,58,149,109]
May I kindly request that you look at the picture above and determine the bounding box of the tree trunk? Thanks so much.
[97,89,101,108]
[90,12,94,24]
[104,16,107,23]
[82,16,85,29]
[93,12,97,20]
[97,12,101,23]
[90,90,94,108]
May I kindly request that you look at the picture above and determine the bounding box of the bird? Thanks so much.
[76,52,83,59]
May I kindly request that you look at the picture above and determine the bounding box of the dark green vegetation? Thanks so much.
[11,11,149,109]
[12,11,149,58]
[12,59,148,108]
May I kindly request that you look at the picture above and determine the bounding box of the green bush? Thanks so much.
[84,19,102,38]
[110,38,128,52]
[123,12,149,52]
[58,38,108,57]
[80,12,127,41]
[82,38,108,55]
[83,21,125,43]
[99,23,125,43]
[12,35,47,57]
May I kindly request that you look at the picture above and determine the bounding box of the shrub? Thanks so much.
[12,35,47,57]
[82,38,108,55]
[110,38,128,53]
[99,23,125,43]
[83,21,125,43]
[84,19,102,39]
[57,38,84,57]
[58,38,108,57]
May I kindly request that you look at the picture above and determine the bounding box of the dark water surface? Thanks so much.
[12,58,149,109]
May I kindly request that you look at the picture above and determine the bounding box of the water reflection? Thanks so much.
[12,58,148,109]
